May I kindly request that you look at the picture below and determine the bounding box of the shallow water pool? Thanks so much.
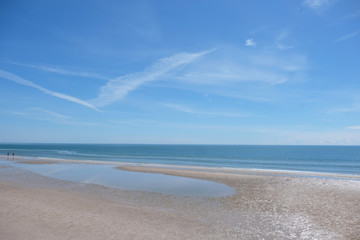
[0,159,235,198]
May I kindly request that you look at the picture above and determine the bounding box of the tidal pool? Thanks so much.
[1,159,234,198]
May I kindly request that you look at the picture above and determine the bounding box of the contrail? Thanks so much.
[90,49,216,107]
[0,69,101,111]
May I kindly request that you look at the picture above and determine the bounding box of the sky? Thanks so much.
[0,0,359,145]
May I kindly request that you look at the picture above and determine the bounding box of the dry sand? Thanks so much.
[1,160,360,239]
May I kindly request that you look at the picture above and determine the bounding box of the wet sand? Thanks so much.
[117,165,360,239]
[1,158,360,239]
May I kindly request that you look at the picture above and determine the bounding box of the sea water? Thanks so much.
[1,144,359,175]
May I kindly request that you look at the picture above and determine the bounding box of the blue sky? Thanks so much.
[0,0,359,145]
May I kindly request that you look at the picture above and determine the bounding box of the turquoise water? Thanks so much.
[1,144,360,175]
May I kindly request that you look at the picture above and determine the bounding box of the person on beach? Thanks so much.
[12,153,14,159]
[7,152,9,157]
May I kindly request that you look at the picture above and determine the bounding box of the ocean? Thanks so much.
[1,144,359,175]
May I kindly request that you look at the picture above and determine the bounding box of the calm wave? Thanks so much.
[1,144,359,175]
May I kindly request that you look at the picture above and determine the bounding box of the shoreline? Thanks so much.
[1,155,359,180]
[1,156,360,239]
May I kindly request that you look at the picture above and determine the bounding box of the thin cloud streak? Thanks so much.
[340,10,360,21]
[40,66,109,80]
[91,49,215,107]
[0,69,100,111]
[347,126,360,130]
[222,93,273,103]
[9,62,109,80]
[29,107,75,120]
[331,102,360,113]
[333,30,360,44]
[7,110,101,126]
[162,103,249,117]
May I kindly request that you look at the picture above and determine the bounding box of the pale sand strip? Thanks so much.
[1,159,360,239]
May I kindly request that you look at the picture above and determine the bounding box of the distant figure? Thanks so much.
[7,152,9,157]
[12,153,14,159]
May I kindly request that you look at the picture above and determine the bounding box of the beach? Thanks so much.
[0,171,215,240]
[1,157,360,239]
[2,0,360,238]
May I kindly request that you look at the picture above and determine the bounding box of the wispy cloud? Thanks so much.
[332,103,360,113]
[347,126,360,130]
[29,107,75,120]
[162,103,249,117]
[250,54,307,72]
[9,62,109,80]
[162,103,194,113]
[220,93,273,103]
[341,9,360,21]
[275,32,294,50]
[333,30,360,44]
[5,108,100,126]
[37,66,108,80]
[245,39,256,47]
[90,49,215,107]
[303,0,329,9]
[0,69,100,111]
[0,107,105,127]
[178,67,288,84]
[176,48,307,85]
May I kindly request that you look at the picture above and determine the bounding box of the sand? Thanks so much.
[1,159,360,239]
[117,165,360,239]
